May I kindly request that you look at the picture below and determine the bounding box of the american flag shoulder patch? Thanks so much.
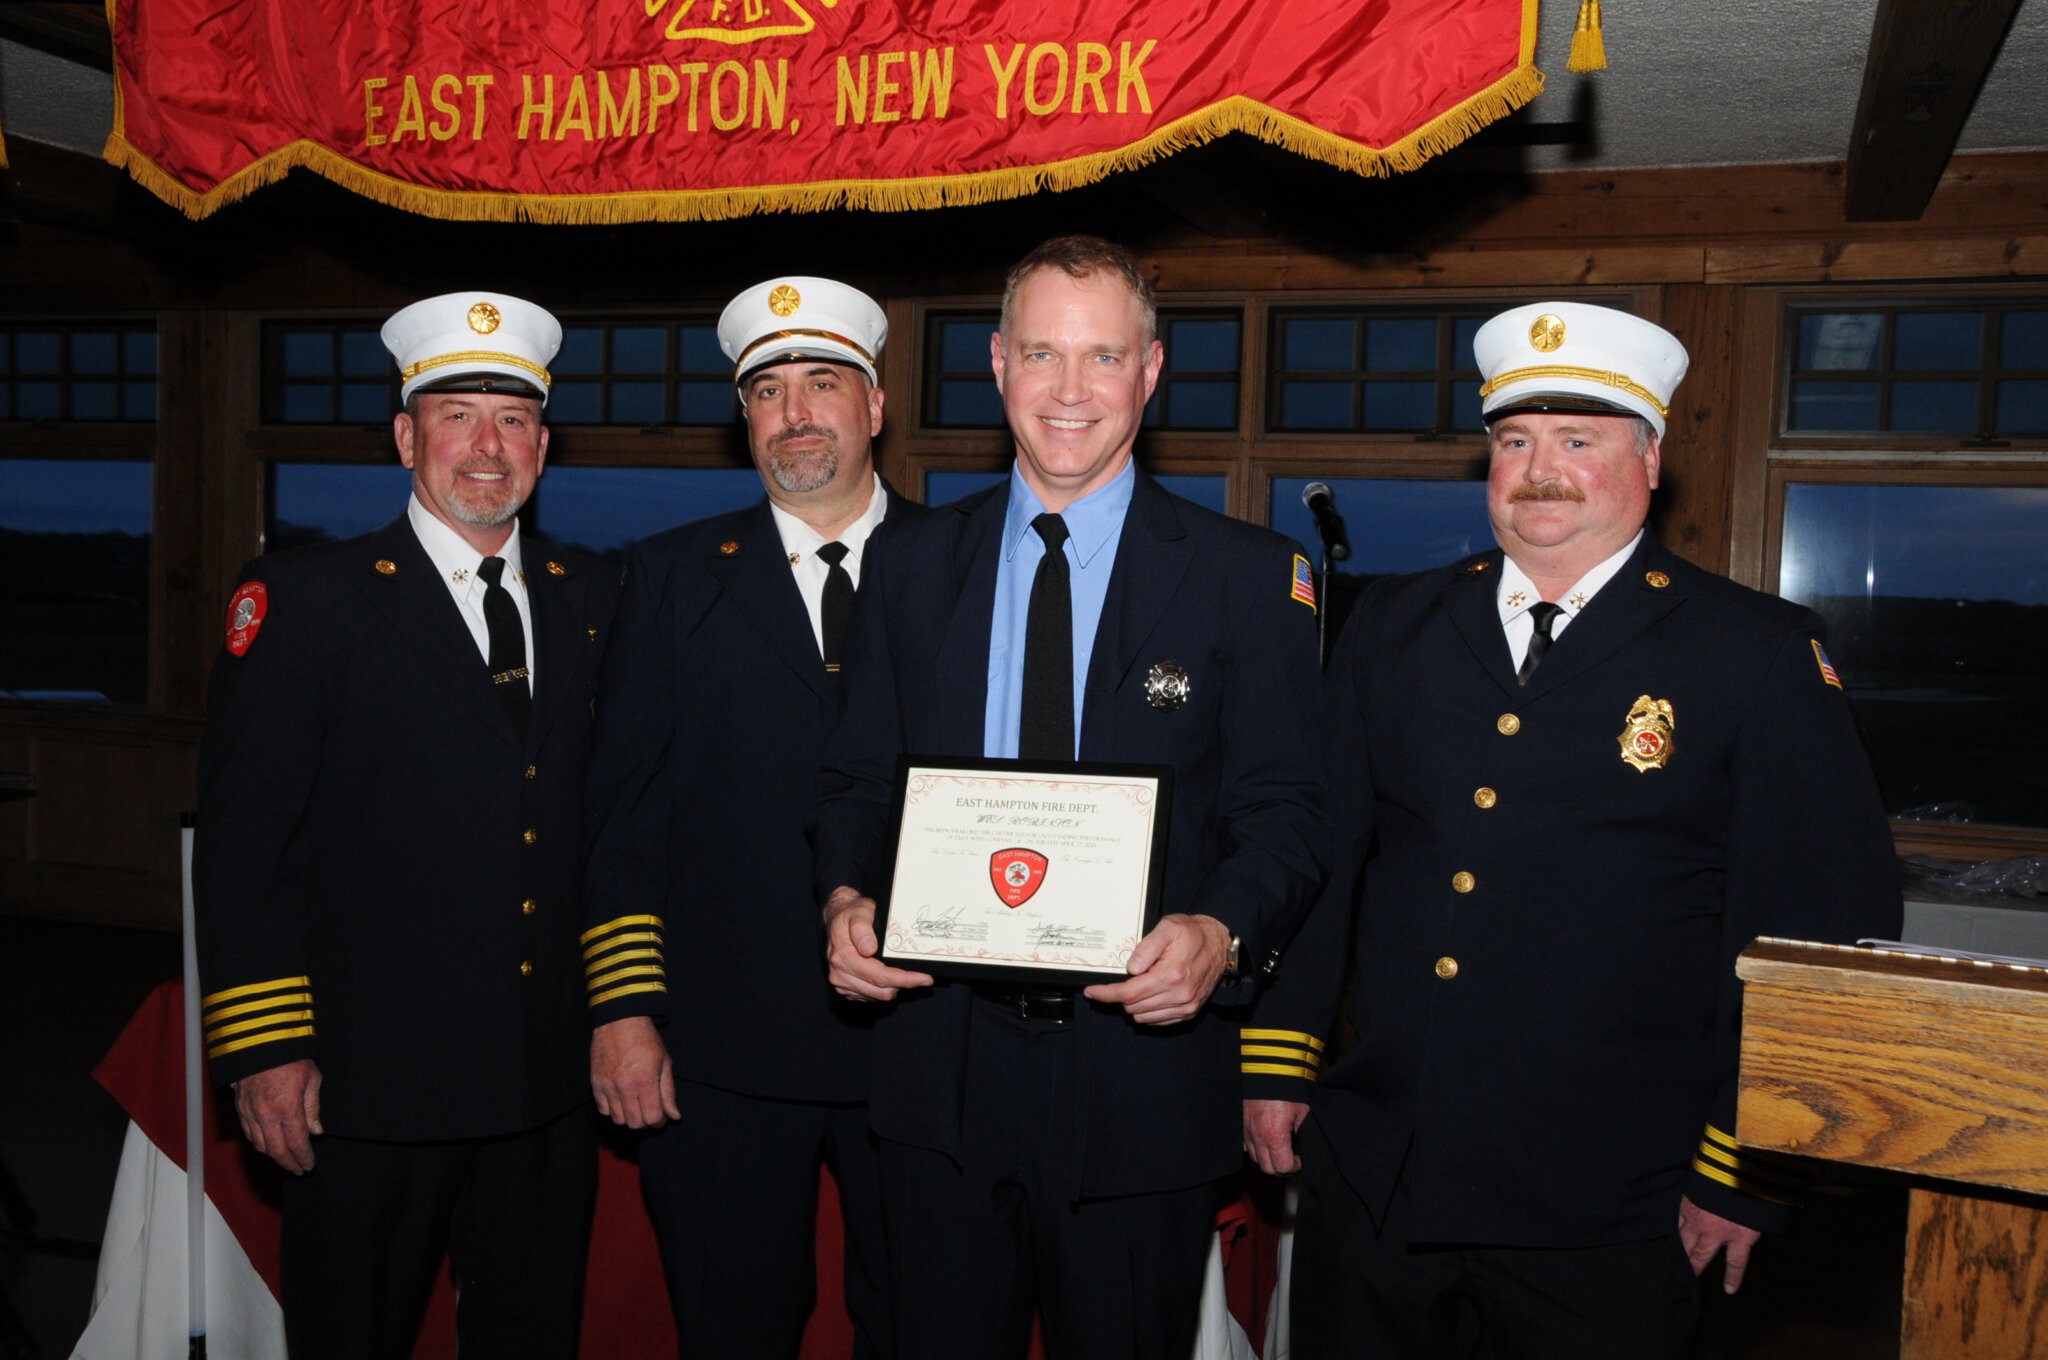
[1812,639,1843,690]
[1291,554,1317,611]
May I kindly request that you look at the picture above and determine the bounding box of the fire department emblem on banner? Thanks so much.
[990,848,1048,907]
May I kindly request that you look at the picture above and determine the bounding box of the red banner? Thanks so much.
[107,0,1541,223]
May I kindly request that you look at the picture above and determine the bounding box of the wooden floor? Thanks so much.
[0,912,1905,1359]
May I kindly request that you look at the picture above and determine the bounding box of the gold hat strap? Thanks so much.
[1479,364,1668,419]
[403,350,552,387]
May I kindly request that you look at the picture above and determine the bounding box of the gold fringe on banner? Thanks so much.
[107,0,1544,224]
[1568,0,1607,73]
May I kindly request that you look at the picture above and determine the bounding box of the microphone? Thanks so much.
[1301,482,1351,562]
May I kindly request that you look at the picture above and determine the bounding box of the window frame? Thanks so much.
[1736,284,2048,859]
[240,307,761,559]
[1777,295,2048,444]
[0,315,165,712]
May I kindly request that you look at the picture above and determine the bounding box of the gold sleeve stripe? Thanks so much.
[586,962,667,993]
[1242,1060,1318,1080]
[1240,1028,1326,1051]
[1691,1156,1799,1206]
[205,1009,314,1042]
[590,980,669,1008]
[1703,1123,1740,1151]
[580,914,664,946]
[208,1025,316,1060]
[203,991,314,1024]
[583,930,663,960]
[1694,1140,1805,1194]
[1242,1044,1322,1067]
[202,976,313,1008]
[584,946,663,977]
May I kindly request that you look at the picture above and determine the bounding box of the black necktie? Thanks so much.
[1019,513,1073,762]
[477,556,531,738]
[1517,601,1564,687]
[817,541,854,676]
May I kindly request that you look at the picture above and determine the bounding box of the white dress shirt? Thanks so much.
[407,495,537,682]
[766,474,890,656]
[1496,529,1644,671]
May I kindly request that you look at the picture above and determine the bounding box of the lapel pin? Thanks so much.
[1145,658,1192,712]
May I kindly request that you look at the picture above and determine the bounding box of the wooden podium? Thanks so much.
[1737,938,2048,1359]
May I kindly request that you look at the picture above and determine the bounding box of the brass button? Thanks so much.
[522,828,538,845]
[1497,713,1520,735]
[1474,787,1497,809]
[1452,871,1476,893]
[1645,570,1671,588]
[521,898,538,916]
[1435,956,1459,980]
[519,960,534,977]
[524,764,537,780]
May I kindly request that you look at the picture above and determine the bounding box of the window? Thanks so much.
[549,321,732,427]
[1268,477,1492,576]
[923,313,1003,428]
[1266,307,1495,433]
[1784,302,2048,436]
[1778,483,2048,830]
[263,318,732,427]
[265,323,398,423]
[1760,287,2048,851]
[527,467,765,558]
[258,313,755,570]
[0,325,157,421]
[1,322,158,704]
[1145,312,1242,431]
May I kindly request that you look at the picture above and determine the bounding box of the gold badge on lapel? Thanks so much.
[1618,695,1675,772]
[1144,658,1192,712]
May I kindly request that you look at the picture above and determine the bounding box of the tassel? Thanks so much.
[1568,0,1607,73]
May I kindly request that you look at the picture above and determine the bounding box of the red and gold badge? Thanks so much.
[224,581,268,656]
[1617,694,1675,772]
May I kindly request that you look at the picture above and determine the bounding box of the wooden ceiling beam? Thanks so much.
[1843,0,2027,222]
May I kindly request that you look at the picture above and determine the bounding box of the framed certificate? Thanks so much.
[877,756,1174,987]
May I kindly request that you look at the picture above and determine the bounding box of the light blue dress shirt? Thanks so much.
[982,459,1135,760]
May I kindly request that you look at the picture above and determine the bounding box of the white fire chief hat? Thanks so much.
[382,292,563,407]
[1473,301,1689,437]
[719,276,888,387]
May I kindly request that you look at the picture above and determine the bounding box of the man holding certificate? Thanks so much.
[817,235,1328,1360]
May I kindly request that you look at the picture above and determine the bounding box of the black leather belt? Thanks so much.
[972,984,1075,1022]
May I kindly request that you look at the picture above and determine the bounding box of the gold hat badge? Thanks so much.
[468,302,501,334]
[1618,695,1675,772]
[769,285,802,317]
[1529,314,1567,353]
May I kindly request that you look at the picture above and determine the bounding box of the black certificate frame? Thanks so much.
[876,754,1175,989]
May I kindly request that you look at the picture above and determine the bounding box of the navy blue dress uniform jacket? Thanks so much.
[580,488,926,1100]
[194,516,618,1142]
[813,472,1330,1199]
[1243,534,1901,1244]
